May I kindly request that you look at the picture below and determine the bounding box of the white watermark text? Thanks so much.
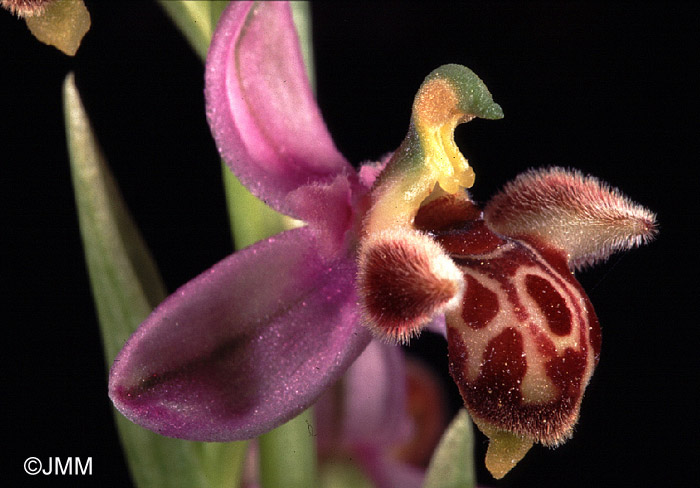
[24,457,92,476]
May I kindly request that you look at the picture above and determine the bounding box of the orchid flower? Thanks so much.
[109,0,376,442]
[108,0,657,480]
[1,0,90,56]
[240,342,448,488]
[314,342,448,488]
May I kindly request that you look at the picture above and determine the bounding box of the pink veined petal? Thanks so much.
[205,1,352,217]
[109,227,371,441]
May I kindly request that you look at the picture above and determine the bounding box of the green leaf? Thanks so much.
[258,408,318,488]
[63,73,166,367]
[63,72,247,488]
[157,0,229,61]
[422,410,476,488]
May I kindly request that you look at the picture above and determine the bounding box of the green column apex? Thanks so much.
[367,64,502,234]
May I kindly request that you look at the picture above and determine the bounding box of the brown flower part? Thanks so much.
[361,166,656,478]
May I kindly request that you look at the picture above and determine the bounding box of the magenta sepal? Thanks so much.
[109,227,371,441]
[315,341,424,488]
[110,0,376,442]
[338,342,424,488]
[318,341,409,451]
[205,1,353,219]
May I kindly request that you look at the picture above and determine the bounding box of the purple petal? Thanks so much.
[342,341,410,448]
[315,341,409,452]
[205,1,352,216]
[109,227,371,441]
[315,341,423,488]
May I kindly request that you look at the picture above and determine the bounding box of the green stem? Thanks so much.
[258,409,318,488]
[253,5,320,484]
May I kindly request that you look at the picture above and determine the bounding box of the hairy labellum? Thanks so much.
[361,173,655,479]
[430,200,599,447]
[356,65,656,479]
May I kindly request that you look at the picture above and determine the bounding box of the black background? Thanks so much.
[3,1,698,487]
